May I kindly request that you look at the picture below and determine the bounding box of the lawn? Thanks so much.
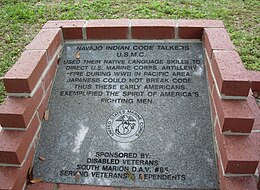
[0,0,259,103]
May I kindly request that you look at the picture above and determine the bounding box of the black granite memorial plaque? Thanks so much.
[34,41,218,189]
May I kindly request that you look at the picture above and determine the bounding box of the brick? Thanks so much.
[0,143,35,190]
[38,85,52,120]
[216,124,259,174]
[179,19,225,28]
[43,20,85,28]
[178,20,224,39]
[211,50,250,97]
[258,164,260,189]
[218,155,258,190]
[0,85,44,129]
[42,55,59,90]
[203,28,235,59]
[205,57,215,94]
[43,20,86,39]
[209,93,216,125]
[58,184,118,190]
[62,27,83,39]
[0,114,39,165]
[26,183,56,190]
[206,55,217,123]
[248,95,260,131]
[131,19,175,39]
[248,71,260,93]
[56,22,84,39]
[3,50,47,93]
[87,19,129,39]
[121,189,163,190]
[26,28,62,60]
[220,176,258,190]
[179,27,203,39]
[212,86,254,133]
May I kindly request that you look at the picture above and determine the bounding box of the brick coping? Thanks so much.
[0,19,259,190]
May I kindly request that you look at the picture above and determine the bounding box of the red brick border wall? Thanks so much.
[0,19,259,190]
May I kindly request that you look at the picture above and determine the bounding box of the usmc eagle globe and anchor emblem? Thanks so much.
[106,109,145,143]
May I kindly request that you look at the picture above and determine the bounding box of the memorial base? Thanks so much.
[0,19,259,190]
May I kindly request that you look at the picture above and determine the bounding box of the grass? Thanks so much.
[0,0,259,103]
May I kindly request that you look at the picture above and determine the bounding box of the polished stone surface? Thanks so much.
[34,41,218,189]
